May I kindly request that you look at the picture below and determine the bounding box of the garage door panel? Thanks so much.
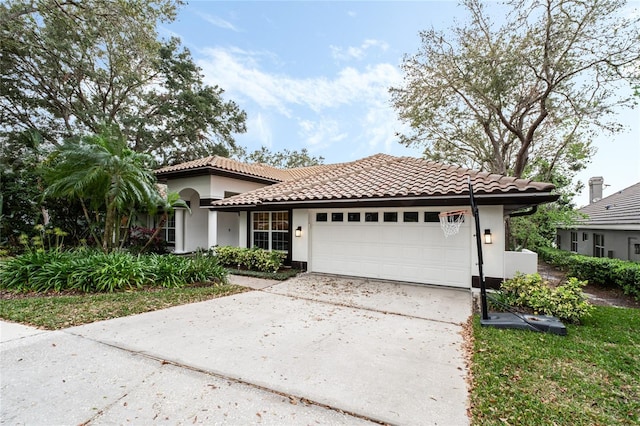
[311,214,471,288]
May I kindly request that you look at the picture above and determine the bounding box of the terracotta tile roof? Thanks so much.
[212,154,556,208]
[577,182,640,226]
[155,155,339,182]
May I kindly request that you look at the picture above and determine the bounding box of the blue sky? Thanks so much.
[164,1,640,207]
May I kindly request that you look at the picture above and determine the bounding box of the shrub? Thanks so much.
[497,273,593,323]
[0,249,73,292]
[184,250,227,284]
[538,247,640,301]
[0,249,227,293]
[127,226,167,254]
[146,254,190,288]
[215,245,244,269]
[215,246,285,273]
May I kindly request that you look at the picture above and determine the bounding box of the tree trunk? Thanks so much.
[140,212,167,253]
[103,200,117,252]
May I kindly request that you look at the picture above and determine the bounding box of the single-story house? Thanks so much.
[156,154,558,289]
[557,177,640,261]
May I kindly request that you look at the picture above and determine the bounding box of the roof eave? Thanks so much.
[155,166,281,185]
[211,191,559,211]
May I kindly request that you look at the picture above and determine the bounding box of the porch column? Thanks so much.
[208,209,218,249]
[174,208,185,253]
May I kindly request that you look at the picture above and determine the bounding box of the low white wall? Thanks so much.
[504,249,538,278]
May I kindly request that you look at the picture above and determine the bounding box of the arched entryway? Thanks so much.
[176,188,208,253]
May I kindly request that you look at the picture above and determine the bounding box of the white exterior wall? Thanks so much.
[184,207,208,252]
[291,209,310,263]
[504,249,538,278]
[166,176,211,199]
[471,205,505,280]
[210,176,269,199]
[238,211,248,248]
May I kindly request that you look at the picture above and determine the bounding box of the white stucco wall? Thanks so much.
[471,205,505,280]
[166,176,211,199]
[210,176,270,199]
[180,190,208,252]
[291,209,310,263]
[238,211,248,248]
[504,249,538,278]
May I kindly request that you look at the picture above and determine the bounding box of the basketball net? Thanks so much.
[438,210,468,238]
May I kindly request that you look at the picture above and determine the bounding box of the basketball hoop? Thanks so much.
[438,210,468,238]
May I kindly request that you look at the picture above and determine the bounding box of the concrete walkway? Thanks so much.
[1,274,472,425]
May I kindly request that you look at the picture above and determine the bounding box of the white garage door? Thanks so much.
[309,209,471,288]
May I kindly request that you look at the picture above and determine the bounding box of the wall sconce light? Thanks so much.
[484,229,492,244]
[295,226,302,237]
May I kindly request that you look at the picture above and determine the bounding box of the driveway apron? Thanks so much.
[1,274,472,425]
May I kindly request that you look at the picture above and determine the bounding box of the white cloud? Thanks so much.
[298,118,348,149]
[197,46,405,155]
[199,47,401,111]
[198,13,240,32]
[247,113,273,147]
[330,39,390,61]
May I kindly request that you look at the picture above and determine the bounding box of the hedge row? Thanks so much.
[537,247,640,301]
[215,246,285,273]
[0,249,227,293]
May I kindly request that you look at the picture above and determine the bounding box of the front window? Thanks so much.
[570,231,578,252]
[252,211,289,253]
[165,214,176,244]
[593,233,605,258]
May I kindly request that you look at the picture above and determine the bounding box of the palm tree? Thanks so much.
[140,191,190,253]
[44,128,158,252]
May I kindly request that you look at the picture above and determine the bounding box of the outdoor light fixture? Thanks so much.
[295,226,302,237]
[484,229,492,244]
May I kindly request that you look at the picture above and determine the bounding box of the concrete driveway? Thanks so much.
[1,273,472,425]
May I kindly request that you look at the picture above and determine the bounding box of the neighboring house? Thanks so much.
[157,154,558,290]
[557,178,640,262]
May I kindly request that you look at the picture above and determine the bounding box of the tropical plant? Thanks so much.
[140,192,190,253]
[44,128,159,252]
[0,249,228,293]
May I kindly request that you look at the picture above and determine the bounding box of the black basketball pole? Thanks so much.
[469,177,489,320]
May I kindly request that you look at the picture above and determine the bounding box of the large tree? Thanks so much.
[390,0,640,182]
[1,0,246,166]
[235,146,325,168]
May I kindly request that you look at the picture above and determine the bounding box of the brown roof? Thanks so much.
[577,182,640,226]
[155,155,339,182]
[212,154,557,208]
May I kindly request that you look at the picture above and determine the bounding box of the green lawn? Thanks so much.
[0,284,248,330]
[470,306,640,425]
